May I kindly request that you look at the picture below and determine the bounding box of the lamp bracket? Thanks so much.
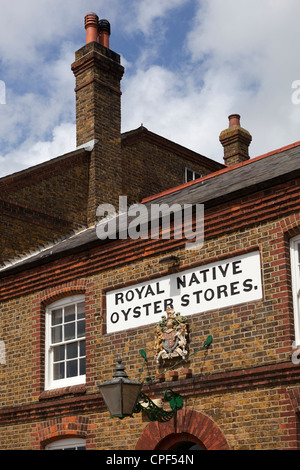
[134,389,183,423]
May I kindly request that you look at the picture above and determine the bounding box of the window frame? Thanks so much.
[290,235,300,345]
[45,437,86,450]
[45,295,86,390]
[184,167,202,183]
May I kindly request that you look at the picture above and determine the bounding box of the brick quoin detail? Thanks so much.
[32,416,89,449]
[135,408,230,450]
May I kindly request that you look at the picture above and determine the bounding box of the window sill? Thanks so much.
[40,384,86,400]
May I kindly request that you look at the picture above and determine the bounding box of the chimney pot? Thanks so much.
[85,12,99,44]
[98,19,111,48]
[228,114,241,128]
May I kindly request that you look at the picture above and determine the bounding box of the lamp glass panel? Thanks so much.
[122,383,142,415]
[100,383,122,417]
[99,381,142,417]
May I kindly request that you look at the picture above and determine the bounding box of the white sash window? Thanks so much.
[45,295,86,390]
[291,236,300,345]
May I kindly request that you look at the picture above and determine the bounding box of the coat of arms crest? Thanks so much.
[154,306,188,363]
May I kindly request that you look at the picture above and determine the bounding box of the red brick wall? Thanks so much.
[1,175,300,449]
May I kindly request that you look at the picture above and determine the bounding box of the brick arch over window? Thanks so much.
[35,416,89,449]
[135,408,230,450]
[40,284,87,308]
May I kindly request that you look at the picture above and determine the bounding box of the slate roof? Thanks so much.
[142,142,300,207]
[1,141,300,275]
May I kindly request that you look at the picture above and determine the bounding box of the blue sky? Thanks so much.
[1,0,300,177]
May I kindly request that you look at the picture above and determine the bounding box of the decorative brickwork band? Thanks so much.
[74,77,122,96]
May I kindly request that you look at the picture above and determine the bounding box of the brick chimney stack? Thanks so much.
[71,13,124,222]
[219,114,252,166]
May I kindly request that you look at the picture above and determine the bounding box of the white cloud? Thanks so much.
[122,64,232,160]
[123,0,300,161]
[0,0,116,64]
[2,0,300,177]
[0,122,76,177]
[0,0,129,178]
[0,40,76,158]
[124,0,190,36]
[184,0,300,157]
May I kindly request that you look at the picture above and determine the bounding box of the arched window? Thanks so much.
[45,438,86,450]
[45,295,86,390]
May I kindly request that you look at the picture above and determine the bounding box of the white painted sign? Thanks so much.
[106,251,263,333]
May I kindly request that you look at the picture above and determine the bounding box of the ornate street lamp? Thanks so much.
[98,335,213,422]
[98,356,143,419]
[98,356,184,422]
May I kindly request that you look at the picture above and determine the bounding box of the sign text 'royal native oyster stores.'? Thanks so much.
[106,251,263,333]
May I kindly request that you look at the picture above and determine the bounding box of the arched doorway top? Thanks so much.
[135,408,230,451]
